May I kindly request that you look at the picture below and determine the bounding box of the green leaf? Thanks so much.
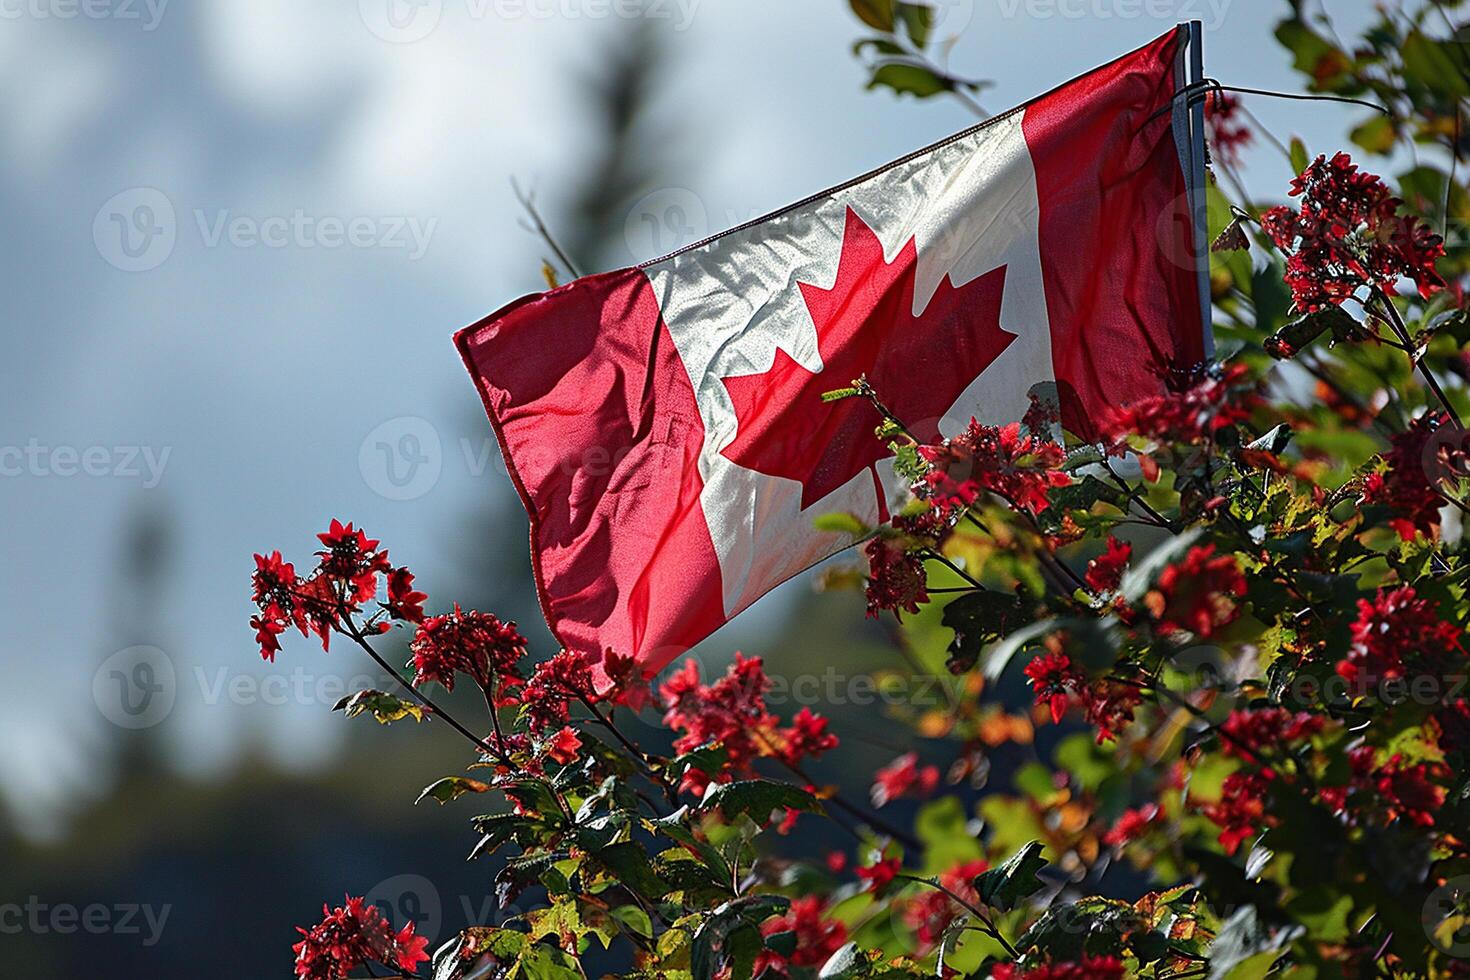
[1288,137,1310,176]
[813,511,871,536]
[701,780,822,822]
[974,840,1048,912]
[941,588,1032,673]
[333,689,424,724]
[897,1,933,48]
[416,776,490,805]
[1402,29,1470,98]
[1349,114,1396,155]
[609,904,654,939]
[867,62,953,98]
[849,0,895,32]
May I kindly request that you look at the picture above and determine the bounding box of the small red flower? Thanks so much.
[871,752,940,807]
[1201,770,1273,855]
[545,726,582,765]
[857,856,902,895]
[1264,152,1445,312]
[292,896,428,980]
[1338,585,1463,688]
[1358,413,1450,541]
[1104,364,1255,446]
[385,567,428,624]
[315,519,391,604]
[409,605,527,694]
[864,536,929,619]
[782,707,839,766]
[991,955,1126,980]
[1219,708,1324,764]
[753,896,848,978]
[1205,91,1252,167]
[1102,803,1160,847]
[918,419,1070,518]
[1084,536,1131,594]
[1024,652,1083,724]
[1147,544,1246,638]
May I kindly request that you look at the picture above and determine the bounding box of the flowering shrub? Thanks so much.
[254,6,1470,978]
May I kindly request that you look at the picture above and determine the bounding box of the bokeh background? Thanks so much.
[1,0,1381,974]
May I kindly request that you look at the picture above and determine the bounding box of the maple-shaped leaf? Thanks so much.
[720,205,1017,511]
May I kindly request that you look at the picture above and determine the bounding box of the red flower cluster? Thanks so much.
[992,956,1126,980]
[250,521,396,661]
[659,654,839,793]
[864,535,929,619]
[1320,745,1448,830]
[1201,769,1273,855]
[901,858,989,949]
[409,605,527,694]
[856,855,902,895]
[1219,707,1324,765]
[1338,585,1463,688]
[918,419,1070,517]
[293,896,429,980]
[1022,652,1141,743]
[1104,364,1254,448]
[1262,152,1445,312]
[1102,803,1160,848]
[1146,544,1247,639]
[753,896,848,978]
[1205,91,1252,167]
[1084,536,1131,594]
[1359,413,1449,541]
[870,752,940,807]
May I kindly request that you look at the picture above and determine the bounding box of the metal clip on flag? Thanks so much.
[456,24,1213,678]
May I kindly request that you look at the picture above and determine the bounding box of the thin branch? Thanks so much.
[511,177,584,280]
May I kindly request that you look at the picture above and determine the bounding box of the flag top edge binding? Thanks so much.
[637,24,1192,271]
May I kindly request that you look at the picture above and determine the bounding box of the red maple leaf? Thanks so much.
[720,206,1017,510]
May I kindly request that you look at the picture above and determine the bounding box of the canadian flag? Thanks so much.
[456,27,1211,676]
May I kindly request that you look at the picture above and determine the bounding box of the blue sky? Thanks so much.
[0,0,1381,836]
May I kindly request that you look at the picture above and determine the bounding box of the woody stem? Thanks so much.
[1372,287,1463,428]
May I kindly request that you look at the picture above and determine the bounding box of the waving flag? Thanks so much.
[456,26,1211,675]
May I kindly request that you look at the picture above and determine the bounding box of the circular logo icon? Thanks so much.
[624,188,708,263]
[359,0,443,43]
[359,416,443,501]
[94,188,176,272]
[922,0,973,38]
[366,874,444,945]
[1421,419,1470,489]
[93,645,176,729]
[1171,645,1235,705]
[1424,875,1470,958]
